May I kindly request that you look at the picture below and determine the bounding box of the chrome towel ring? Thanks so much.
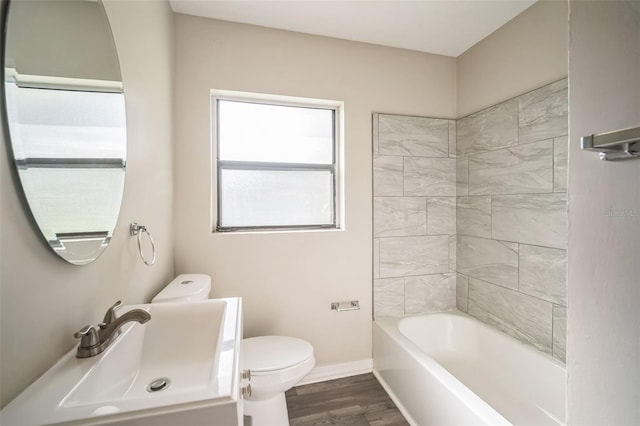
[130,222,156,266]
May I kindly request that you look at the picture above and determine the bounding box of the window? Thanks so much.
[212,92,342,232]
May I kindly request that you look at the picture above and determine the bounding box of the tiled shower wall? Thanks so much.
[455,79,568,361]
[373,79,568,362]
[373,114,458,317]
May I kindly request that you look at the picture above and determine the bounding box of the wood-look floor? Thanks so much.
[285,373,409,426]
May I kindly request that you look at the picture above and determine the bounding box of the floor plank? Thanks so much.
[286,374,409,426]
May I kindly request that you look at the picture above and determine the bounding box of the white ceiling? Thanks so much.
[169,0,537,57]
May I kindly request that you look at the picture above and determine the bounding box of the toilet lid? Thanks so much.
[242,336,314,373]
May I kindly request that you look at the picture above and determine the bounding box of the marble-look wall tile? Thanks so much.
[449,235,456,272]
[519,245,567,305]
[456,196,491,238]
[468,140,553,195]
[427,197,456,235]
[456,156,469,196]
[379,236,449,278]
[456,274,469,312]
[554,136,568,192]
[373,156,403,196]
[468,278,553,354]
[457,236,519,289]
[372,93,567,357]
[404,157,456,196]
[373,113,457,321]
[405,273,457,314]
[374,278,404,318]
[492,193,567,249]
[552,305,567,362]
[448,120,456,158]
[457,99,518,156]
[374,197,427,237]
[518,79,568,144]
[373,238,380,279]
[378,115,449,157]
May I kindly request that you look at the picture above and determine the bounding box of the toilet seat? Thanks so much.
[242,336,314,373]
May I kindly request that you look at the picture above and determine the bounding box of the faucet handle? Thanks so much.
[74,325,99,348]
[100,300,123,328]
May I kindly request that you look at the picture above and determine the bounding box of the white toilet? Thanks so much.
[241,336,314,426]
[152,274,315,426]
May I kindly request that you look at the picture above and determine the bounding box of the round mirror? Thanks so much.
[2,0,126,265]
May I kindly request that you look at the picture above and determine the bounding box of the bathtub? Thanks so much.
[373,311,566,426]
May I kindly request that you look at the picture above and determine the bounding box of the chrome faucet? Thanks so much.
[74,300,151,358]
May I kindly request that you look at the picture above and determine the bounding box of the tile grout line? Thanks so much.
[551,303,556,358]
[517,242,521,291]
[552,138,555,192]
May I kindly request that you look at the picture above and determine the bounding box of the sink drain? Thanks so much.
[147,378,170,393]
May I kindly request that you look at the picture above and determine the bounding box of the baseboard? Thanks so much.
[298,358,373,386]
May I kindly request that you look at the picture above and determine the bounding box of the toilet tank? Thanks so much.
[151,274,211,303]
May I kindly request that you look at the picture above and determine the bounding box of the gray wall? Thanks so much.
[5,0,121,81]
[457,0,567,117]
[172,14,456,370]
[568,1,640,423]
[372,79,568,362]
[0,0,175,408]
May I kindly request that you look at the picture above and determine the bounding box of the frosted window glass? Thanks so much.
[6,84,126,160]
[218,100,333,164]
[220,169,333,228]
[19,168,124,241]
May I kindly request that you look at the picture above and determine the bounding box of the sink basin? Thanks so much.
[1,298,243,425]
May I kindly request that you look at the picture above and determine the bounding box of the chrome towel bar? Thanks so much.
[581,125,640,161]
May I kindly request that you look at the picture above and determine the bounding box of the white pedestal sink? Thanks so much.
[0,298,243,426]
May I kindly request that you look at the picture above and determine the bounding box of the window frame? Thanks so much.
[211,90,343,233]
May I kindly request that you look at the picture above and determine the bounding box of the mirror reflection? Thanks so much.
[3,0,126,265]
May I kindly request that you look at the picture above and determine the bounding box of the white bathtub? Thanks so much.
[373,311,566,426]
